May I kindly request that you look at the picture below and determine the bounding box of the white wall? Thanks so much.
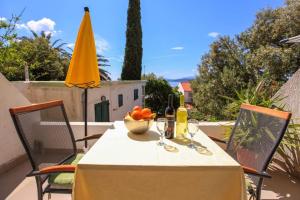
[87,81,145,121]
[0,73,32,166]
[13,82,82,121]
[177,83,192,103]
[108,82,145,121]
[178,83,184,94]
[33,122,114,150]
[13,81,146,122]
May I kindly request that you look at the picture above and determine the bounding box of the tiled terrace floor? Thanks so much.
[0,160,31,200]
[1,160,300,200]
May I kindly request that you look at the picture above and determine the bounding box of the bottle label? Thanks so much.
[176,111,188,136]
[165,115,174,139]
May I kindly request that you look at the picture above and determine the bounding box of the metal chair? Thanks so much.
[210,104,291,200]
[9,100,102,200]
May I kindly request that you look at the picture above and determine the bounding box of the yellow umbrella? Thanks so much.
[65,7,100,147]
[65,7,100,88]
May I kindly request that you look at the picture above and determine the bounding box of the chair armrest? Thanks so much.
[209,136,227,144]
[28,165,76,176]
[75,133,103,142]
[242,165,271,178]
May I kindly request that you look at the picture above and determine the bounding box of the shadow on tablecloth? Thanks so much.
[127,130,160,142]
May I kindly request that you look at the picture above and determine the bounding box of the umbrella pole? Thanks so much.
[84,88,88,148]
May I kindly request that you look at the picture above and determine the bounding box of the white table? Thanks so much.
[73,121,246,200]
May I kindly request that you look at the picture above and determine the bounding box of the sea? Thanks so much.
[166,76,195,88]
[168,81,180,88]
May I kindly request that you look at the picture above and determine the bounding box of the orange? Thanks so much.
[131,110,142,120]
[133,106,142,112]
[141,108,152,117]
[143,113,156,120]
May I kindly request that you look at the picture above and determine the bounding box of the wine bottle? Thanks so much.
[176,95,188,139]
[165,94,175,139]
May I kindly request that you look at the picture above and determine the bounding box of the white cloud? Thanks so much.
[67,36,109,54]
[16,23,28,30]
[13,38,22,43]
[0,17,7,21]
[95,37,109,54]
[208,32,220,38]
[171,46,184,50]
[108,55,124,63]
[66,43,75,48]
[16,18,58,36]
[27,18,56,35]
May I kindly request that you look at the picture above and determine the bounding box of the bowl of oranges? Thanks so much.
[124,106,156,134]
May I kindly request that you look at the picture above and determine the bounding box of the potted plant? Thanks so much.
[221,79,285,168]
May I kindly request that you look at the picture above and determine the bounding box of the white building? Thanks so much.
[177,81,193,105]
[12,80,146,122]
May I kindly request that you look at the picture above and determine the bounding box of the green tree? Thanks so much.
[0,14,112,82]
[192,0,300,120]
[143,73,180,116]
[0,16,71,81]
[192,36,254,119]
[97,54,111,81]
[0,12,22,47]
[0,14,23,79]
[121,0,143,80]
[221,79,282,119]
[19,31,69,81]
[238,0,300,82]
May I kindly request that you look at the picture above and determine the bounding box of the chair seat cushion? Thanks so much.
[48,153,84,186]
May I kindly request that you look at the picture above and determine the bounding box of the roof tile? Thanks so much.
[181,82,192,92]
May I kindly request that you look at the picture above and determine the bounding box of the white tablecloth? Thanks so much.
[73,121,246,200]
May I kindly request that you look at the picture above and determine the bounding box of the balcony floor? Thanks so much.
[1,159,300,200]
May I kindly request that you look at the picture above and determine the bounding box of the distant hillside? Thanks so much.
[165,76,195,82]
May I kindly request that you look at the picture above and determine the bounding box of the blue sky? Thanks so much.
[1,0,284,80]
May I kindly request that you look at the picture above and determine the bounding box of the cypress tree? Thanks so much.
[121,0,143,80]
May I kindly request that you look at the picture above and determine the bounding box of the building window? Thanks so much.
[134,89,139,100]
[118,94,123,107]
[101,96,106,101]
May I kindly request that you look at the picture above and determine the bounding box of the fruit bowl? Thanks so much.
[124,106,156,134]
[124,117,154,134]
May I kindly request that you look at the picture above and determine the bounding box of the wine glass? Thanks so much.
[187,119,199,149]
[156,118,166,146]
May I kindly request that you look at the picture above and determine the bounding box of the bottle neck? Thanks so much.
[180,95,184,107]
[168,94,173,108]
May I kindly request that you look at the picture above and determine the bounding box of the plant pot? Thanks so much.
[237,149,263,169]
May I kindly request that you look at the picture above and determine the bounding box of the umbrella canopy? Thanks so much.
[65,7,100,88]
[65,7,100,148]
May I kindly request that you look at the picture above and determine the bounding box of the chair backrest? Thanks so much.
[226,104,291,178]
[9,100,77,171]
